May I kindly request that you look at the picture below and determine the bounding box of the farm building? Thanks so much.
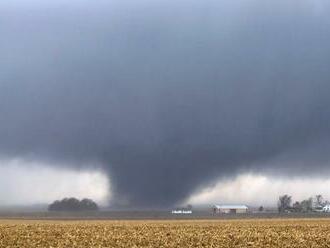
[323,205,330,212]
[213,204,248,214]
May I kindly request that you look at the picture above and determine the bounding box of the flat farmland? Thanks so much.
[1,219,330,247]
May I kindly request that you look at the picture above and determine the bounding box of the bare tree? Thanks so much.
[293,201,302,212]
[300,198,313,212]
[278,195,292,213]
[315,195,324,207]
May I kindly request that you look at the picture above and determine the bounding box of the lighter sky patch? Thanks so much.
[0,159,109,206]
[186,173,330,207]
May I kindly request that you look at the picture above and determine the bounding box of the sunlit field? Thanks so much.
[1,219,330,247]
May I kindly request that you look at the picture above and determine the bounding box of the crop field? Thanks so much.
[1,219,330,247]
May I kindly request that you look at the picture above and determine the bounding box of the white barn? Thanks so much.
[213,204,248,214]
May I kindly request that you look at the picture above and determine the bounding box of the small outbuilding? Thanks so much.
[323,205,330,212]
[213,204,248,214]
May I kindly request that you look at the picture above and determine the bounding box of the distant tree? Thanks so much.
[315,195,324,207]
[292,201,302,212]
[292,197,315,213]
[80,198,99,211]
[278,195,292,213]
[186,204,193,210]
[48,200,61,211]
[48,198,98,212]
[258,206,264,212]
[300,198,313,212]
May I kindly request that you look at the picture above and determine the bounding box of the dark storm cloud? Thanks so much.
[1,0,330,207]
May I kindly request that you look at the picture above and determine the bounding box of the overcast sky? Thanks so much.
[1,0,330,207]
[0,159,109,206]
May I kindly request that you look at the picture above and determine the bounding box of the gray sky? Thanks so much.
[1,0,330,207]
[0,158,109,206]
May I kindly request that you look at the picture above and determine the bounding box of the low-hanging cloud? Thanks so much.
[187,173,330,207]
[1,0,330,207]
[0,159,109,206]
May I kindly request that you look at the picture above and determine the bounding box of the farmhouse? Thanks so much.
[213,204,248,214]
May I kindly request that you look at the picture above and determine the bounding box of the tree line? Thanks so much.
[278,194,328,213]
[48,198,99,212]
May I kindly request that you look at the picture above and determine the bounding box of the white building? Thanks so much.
[213,204,248,214]
[323,205,330,212]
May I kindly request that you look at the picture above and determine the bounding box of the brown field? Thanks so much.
[1,218,330,247]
